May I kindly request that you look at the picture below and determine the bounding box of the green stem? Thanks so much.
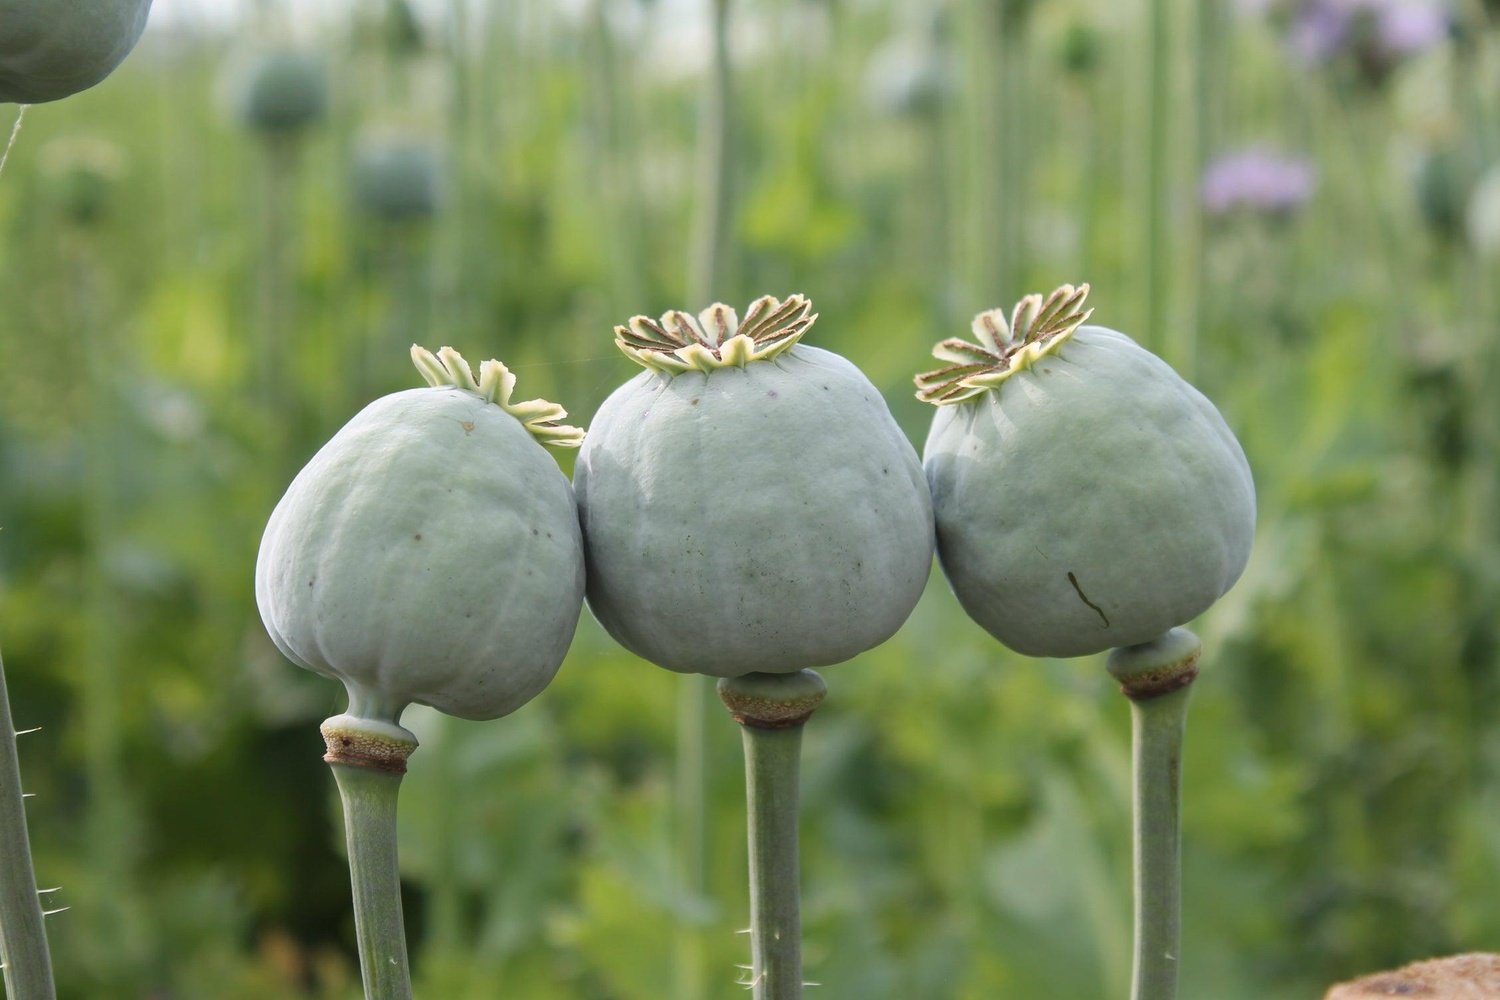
[77,237,138,966]
[677,2,735,994]
[687,0,732,306]
[718,671,827,1000]
[1145,0,1171,355]
[323,714,418,1000]
[1107,628,1200,1000]
[0,647,56,1000]
[674,675,710,1000]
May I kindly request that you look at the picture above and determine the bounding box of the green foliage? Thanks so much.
[0,1,1496,997]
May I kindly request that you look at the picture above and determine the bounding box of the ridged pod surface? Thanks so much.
[918,284,1255,658]
[256,347,586,722]
[576,295,935,678]
[0,0,153,105]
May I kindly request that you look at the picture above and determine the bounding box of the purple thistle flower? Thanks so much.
[1278,0,1450,82]
[1201,148,1318,219]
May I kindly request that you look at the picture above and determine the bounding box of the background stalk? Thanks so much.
[0,647,55,1000]
[678,2,735,996]
[1144,0,1172,356]
[1107,628,1201,1000]
[322,714,418,1000]
[718,670,827,1000]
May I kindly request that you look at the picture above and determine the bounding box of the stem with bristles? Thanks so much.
[718,670,827,1000]
[0,645,57,1000]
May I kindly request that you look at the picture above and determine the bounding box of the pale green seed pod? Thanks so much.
[256,347,586,723]
[0,0,154,105]
[236,50,328,135]
[576,295,935,678]
[917,284,1255,658]
[352,136,441,222]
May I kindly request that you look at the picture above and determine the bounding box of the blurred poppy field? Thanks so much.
[2,0,1499,997]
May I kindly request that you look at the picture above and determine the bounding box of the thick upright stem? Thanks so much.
[741,724,804,999]
[1108,628,1200,1000]
[719,670,826,1000]
[0,648,55,1000]
[323,714,417,1000]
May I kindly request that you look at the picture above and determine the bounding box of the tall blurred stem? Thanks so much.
[257,134,300,472]
[587,0,644,313]
[0,646,56,1000]
[1144,0,1173,359]
[75,235,139,970]
[677,3,735,999]
[997,5,1030,299]
[688,0,733,307]
[1186,0,1222,384]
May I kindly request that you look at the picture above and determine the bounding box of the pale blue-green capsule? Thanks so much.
[576,296,935,678]
[1,0,154,105]
[918,284,1255,659]
[256,347,585,723]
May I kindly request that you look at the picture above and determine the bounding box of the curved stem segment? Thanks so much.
[0,648,55,1000]
[718,670,827,1000]
[322,715,418,1000]
[1107,628,1201,1000]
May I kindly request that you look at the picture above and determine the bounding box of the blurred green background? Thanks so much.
[2,0,1499,996]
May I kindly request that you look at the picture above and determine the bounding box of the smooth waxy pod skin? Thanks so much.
[0,0,154,104]
[918,284,1255,658]
[256,347,586,723]
[576,295,935,678]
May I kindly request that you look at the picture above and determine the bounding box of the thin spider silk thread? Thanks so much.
[0,106,27,180]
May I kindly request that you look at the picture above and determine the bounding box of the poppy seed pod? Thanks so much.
[237,50,328,135]
[256,346,586,723]
[352,137,441,222]
[575,295,935,678]
[918,284,1255,658]
[0,0,154,105]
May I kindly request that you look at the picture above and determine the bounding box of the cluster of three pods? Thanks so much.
[256,285,1254,725]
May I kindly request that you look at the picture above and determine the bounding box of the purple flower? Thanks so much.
[1279,0,1450,81]
[1201,148,1317,219]
[1378,3,1448,54]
